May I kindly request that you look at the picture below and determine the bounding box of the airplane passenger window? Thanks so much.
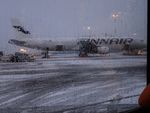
[0,0,147,113]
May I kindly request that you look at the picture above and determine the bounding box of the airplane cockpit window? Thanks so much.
[0,0,147,113]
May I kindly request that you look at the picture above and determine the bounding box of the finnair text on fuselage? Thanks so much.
[86,38,134,45]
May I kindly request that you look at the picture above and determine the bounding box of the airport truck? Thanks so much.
[14,52,35,62]
[0,52,35,62]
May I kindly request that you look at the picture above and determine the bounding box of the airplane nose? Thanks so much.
[8,39,14,44]
[8,40,12,44]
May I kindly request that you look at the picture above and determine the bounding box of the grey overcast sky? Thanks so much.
[0,0,147,53]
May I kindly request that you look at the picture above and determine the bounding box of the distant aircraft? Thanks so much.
[8,18,147,57]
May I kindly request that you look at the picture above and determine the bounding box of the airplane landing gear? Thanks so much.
[45,50,49,58]
[42,48,49,58]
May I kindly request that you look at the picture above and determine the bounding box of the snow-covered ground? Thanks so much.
[0,54,147,113]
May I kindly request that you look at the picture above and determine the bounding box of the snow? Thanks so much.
[0,54,147,112]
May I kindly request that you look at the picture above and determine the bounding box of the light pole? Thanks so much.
[87,26,91,38]
[112,12,120,37]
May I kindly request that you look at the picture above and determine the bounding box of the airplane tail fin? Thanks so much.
[11,18,32,39]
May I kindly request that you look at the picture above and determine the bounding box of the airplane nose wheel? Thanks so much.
[42,48,49,58]
[45,50,49,58]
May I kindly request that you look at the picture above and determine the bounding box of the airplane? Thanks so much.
[8,18,147,58]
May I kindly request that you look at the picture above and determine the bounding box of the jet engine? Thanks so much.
[97,46,109,54]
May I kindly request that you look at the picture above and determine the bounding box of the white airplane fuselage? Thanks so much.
[8,18,147,55]
[8,37,147,52]
[9,37,79,51]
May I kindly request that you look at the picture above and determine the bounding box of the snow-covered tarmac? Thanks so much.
[0,54,147,113]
